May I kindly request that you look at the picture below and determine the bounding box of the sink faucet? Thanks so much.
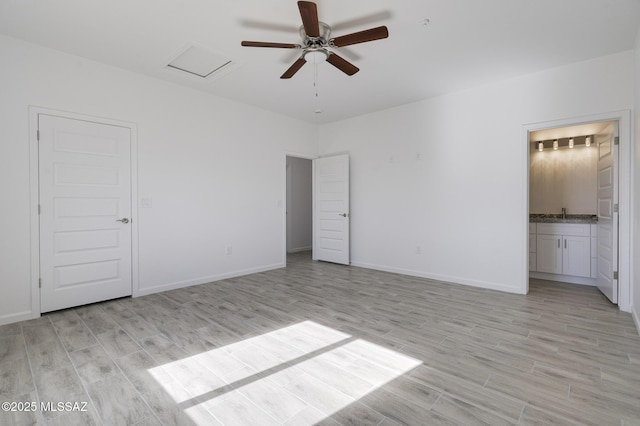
[562,207,567,219]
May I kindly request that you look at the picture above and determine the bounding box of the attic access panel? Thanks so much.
[167,44,233,78]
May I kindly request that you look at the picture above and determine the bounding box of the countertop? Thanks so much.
[529,214,598,224]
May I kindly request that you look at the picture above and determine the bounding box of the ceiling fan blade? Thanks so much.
[298,1,320,38]
[241,41,301,49]
[326,53,359,76]
[281,57,307,79]
[331,26,389,47]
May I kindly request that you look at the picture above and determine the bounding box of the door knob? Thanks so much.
[338,213,348,217]
[116,218,130,224]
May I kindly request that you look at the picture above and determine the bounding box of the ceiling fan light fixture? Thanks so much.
[303,49,329,64]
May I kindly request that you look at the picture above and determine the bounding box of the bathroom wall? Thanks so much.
[529,141,598,215]
[286,156,312,253]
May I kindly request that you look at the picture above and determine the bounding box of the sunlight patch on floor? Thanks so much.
[148,320,422,424]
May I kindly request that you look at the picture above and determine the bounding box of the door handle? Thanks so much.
[338,213,349,217]
[558,239,560,248]
[116,218,130,224]
[564,239,567,249]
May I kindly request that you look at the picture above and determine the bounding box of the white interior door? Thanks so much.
[313,155,350,265]
[39,114,133,312]
[286,161,293,253]
[596,123,619,304]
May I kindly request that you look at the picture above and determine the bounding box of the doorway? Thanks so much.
[524,111,631,311]
[286,156,313,257]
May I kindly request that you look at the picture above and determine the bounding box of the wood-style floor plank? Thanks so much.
[1,252,639,425]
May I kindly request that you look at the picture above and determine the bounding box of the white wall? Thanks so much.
[529,142,598,215]
[0,35,318,325]
[286,156,312,253]
[633,26,640,332]
[319,51,635,294]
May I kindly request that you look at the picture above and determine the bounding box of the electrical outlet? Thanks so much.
[226,246,232,255]
[140,197,153,208]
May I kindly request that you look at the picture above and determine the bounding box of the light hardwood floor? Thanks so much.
[1,251,639,425]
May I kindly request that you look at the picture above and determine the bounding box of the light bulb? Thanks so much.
[553,140,558,150]
[585,136,591,147]
[569,137,574,148]
[538,141,543,152]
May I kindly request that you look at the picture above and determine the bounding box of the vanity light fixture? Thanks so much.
[568,137,574,148]
[585,135,591,147]
[538,141,544,152]
[553,139,558,150]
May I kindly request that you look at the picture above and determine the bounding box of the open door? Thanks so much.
[596,123,619,304]
[313,154,350,265]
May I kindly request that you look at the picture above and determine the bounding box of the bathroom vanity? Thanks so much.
[529,214,597,286]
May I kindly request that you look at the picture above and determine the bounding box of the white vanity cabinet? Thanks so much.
[534,223,592,279]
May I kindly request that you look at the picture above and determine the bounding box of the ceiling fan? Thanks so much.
[241,1,389,79]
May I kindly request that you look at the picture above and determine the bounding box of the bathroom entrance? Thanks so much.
[527,119,621,305]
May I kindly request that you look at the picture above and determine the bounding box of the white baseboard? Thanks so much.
[135,263,285,297]
[350,261,521,294]
[287,246,312,254]
[1,263,286,325]
[529,272,596,286]
[0,310,38,326]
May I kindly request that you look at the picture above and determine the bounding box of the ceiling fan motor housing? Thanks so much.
[300,21,331,47]
[300,21,331,63]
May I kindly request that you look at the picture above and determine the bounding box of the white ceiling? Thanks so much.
[1,0,639,124]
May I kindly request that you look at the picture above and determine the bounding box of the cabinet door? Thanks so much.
[537,234,562,274]
[563,236,591,278]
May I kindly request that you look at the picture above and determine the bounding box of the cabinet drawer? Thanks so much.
[536,223,591,237]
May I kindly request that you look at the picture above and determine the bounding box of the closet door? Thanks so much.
[39,114,133,312]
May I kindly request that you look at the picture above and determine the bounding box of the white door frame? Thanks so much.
[29,106,139,318]
[282,152,317,265]
[522,110,632,312]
